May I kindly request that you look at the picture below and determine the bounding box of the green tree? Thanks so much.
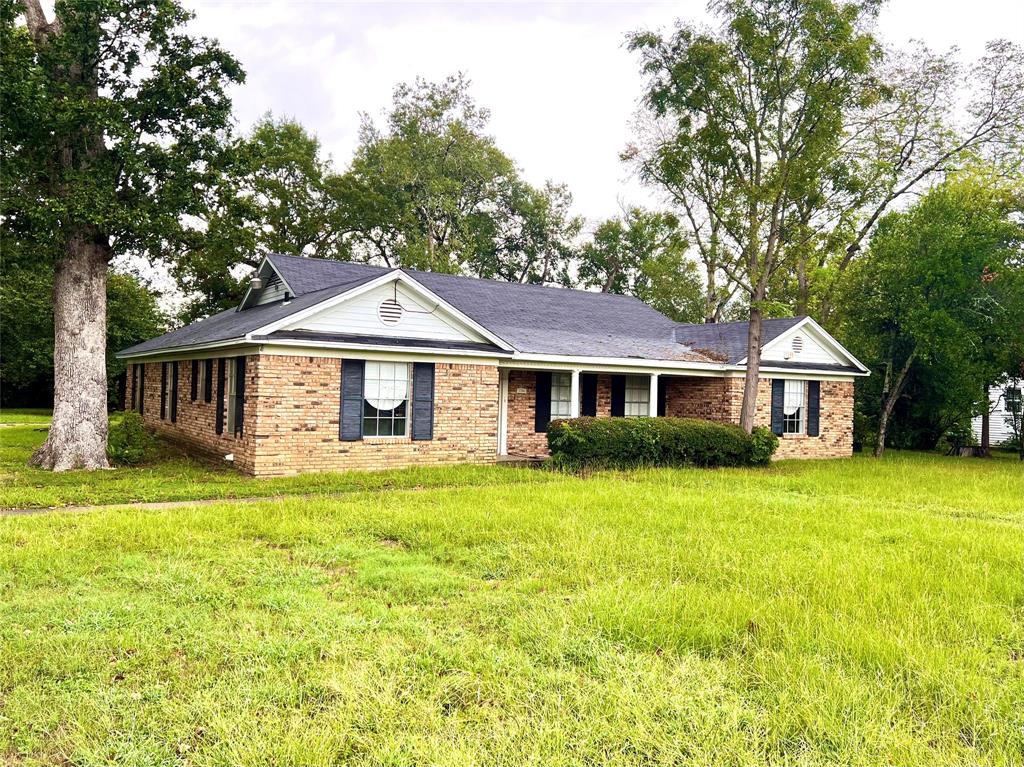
[627,0,881,432]
[175,115,346,320]
[838,171,1024,457]
[0,257,166,409]
[2,0,242,469]
[336,75,581,282]
[578,208,705,322]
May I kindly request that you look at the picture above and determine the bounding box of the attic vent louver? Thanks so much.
[378,298,404,326]
[792,335,804,355]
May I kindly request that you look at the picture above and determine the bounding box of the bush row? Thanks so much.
[547,416,778,469]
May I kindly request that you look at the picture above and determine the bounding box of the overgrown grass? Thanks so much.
[1,452,1022,765]
[0,421,555,509]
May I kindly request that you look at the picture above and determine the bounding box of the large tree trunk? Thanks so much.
[30,226,111,470]
[739,304,764,433]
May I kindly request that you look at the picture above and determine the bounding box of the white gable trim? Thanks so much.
[744,317,869,374]
[247,270,515,352]
[238,256,297,311]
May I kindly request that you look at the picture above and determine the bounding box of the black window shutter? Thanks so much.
[610,375,626,417]
[215,358,226,435]
[340,359,365,441]
[807,380,821,437]
[657,377,667,417]
[160,363,167,420]
[771,378,785,436]
[139,365,145,415]
[191,359,198,401]
[580,373,598,417]
[131,365,138,410]
[411,362,435,440]
[534,371,552,433]
[234,356,246,437]
[170,361,179,423]
[203,359,214,403]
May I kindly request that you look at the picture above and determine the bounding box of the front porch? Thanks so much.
[498,368,743,459]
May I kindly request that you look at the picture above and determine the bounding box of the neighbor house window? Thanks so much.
[624,376,650,417]
[1005,387,1021,412]
[783,379,805,434]
[196,361,206,401]
[225,358,237,435]
[550,372,572,419]
[363,361,409,437]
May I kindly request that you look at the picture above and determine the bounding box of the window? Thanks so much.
[196,361,206,401]
[363,361,409,437]
[160,362,169,420]
[550,372,572,419]
[226,359,237,435]
[624,376,650,417]
[783,379,805,434]
[1006,387,1022,412]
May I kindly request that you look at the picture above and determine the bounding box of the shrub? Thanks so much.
[107,412,158,466]
[547,417,777,469]
[750,426,779,466]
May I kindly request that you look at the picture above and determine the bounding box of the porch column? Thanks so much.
[569,368,581,418]
[649,373,659,417]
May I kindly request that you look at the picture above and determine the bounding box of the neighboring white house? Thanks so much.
[972,380,1022,445]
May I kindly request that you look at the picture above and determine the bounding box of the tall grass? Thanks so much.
[1,453,1021,765]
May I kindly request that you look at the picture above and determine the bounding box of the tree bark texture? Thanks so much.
[980,382,991,453]
[874,348,916,458]
[739,304,764,433]
[30,227,111,470]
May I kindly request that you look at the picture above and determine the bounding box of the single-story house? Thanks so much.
[118,253,869,475]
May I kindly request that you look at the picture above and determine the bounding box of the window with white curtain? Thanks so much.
[363,361,410,437]
[624,376,650,417]
[225,358,237,435]
[550,372,572,419]
[783,379,805,434]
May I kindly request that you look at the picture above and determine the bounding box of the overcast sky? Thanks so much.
[181,0,1023,230]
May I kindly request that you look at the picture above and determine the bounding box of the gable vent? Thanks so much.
[792,335,804,355]
[378,298,405,326]
[264,272,281,289]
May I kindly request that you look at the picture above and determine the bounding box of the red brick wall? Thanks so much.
[662,376,738,422]
[249,355,500,476]
[752,378,854,459]
[505,370,548,457]
[127,358,257,472]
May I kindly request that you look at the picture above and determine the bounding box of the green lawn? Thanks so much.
[1,444,1022,765]
[0,408,54,425]
[0,420,555,509]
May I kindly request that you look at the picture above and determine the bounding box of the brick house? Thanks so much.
[118,254,868,476]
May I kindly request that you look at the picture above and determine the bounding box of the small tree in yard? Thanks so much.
[839,171,1024,458]
[1,0,242,470]
[627,0,881,432]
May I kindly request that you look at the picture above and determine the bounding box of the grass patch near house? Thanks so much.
[0,408,54,425]
[2,453,1022,765]
[0,420,555,509]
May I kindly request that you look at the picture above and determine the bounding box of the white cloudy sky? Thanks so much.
[182,0,1024,228]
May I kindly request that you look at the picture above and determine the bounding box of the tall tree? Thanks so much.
[174,115,345,319]
[627,0,880,432]
[2,0,242,469]
[578,207,705,322]
[838,171,1024,457]
[336,75,581,282]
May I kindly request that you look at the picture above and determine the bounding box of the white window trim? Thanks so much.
[782,379,805,435]
[362,361,411,439]
[624,375,650,418]
[550,372,572,420]
[225,358,238,436]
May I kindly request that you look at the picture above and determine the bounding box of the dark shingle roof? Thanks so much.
[673,317,806,364]
[120,254,814,366]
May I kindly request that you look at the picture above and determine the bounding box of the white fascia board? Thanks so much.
[500,354,729,376]
[248,270,516,352]
[116,339,257,361]
[726,366,863,381]
[741,317,870,374]
[258,343,502,366]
